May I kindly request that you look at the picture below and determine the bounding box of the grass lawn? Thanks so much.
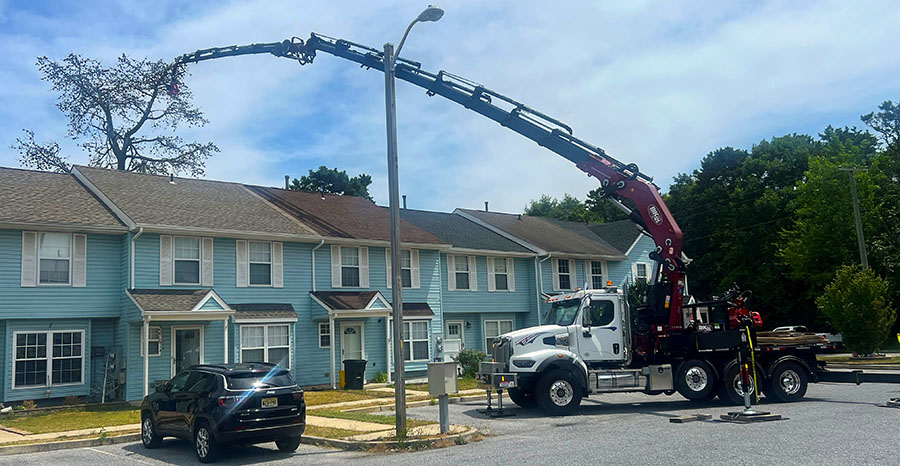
[309,408,435,428]
[304,389,393,406]
[0,405,140,434]
[818,355,900,364]
[304,424,362,439]
[405,376,478,393]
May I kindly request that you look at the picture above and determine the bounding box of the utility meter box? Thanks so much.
[427,361,459,396]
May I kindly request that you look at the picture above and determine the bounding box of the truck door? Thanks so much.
[578,298,625,361]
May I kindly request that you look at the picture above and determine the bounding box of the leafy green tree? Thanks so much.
[627,279,650,309]
[585,188,631,223]
[524,193,594,222]
[289,166,373,200]
[817,266,896,355]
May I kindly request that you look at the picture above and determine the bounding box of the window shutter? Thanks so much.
[73,234,87,287]
[236,240,248,287]
[331,245,341,288]
[468,256,477,292]
[486,257,496,292]
[572,260,578,289]
[551,258,560,291]
[272,242,283,288]
[159,235,173,286]
[359,247,369,288]
[507,257,516,292]
[385,248,392,288]
[411,249,420,289]
[201,237,214,287]
[447,255,456,291]
[631,262,638,284]
[21,231,37,287]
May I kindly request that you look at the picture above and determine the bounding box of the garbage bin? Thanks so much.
[343,359,367,390]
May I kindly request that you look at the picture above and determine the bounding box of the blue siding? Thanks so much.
[608,235,656,285]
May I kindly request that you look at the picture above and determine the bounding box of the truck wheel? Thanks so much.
[536,369,582,416]
[764,362,808,403]
[675,360,716,401]
[719,364,759,405]
[507,387,537,409]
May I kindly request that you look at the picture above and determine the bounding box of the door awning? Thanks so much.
[231,303,298,323]
[310,291,433,320]
[127,289,234,321]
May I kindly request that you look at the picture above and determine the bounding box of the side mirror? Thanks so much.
[156,383,168,393]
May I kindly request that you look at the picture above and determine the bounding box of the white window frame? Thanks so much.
[38,232,72,286]
[248,241,273,287]
[142,326,162,357]
[318,323,331,349]
[446,320,465,346]
[12,329,85,389]
[453,255,471,290]
[389,319,431,362]
[239,324,292,369]
[173,236,202,285]
[589,260,607,289]
[483,320,513,352]
[341,246,361,287]
[556,258,573,291]
[634,262,651,283]
[492,258,509,291]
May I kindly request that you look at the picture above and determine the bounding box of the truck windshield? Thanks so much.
[547,299,580,326]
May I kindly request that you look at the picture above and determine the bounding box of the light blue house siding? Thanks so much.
[441,255,537,352]
[607,235,656,285]
[0,229,125,403]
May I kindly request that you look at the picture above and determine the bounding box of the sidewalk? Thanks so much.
[0,423,139,445]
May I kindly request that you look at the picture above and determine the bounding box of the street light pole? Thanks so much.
[839,166,869,270]
[383,5,444,438]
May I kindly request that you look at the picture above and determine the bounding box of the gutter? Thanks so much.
[536,253,552,325]
[311,239,325,292]
[130,227,144,289]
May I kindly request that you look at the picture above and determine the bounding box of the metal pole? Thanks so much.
[438,394,449,434]
[840,167,869,270]
[384,41,407,437]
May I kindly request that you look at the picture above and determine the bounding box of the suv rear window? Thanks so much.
[226,370,296,390]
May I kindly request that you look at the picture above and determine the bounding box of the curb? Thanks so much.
[347,393,499,413]
[0,432,140,456]
[300,426,479,451]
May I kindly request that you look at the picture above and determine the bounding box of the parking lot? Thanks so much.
[5,381,899,466]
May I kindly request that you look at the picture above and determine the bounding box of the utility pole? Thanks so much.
[839,167,869,269]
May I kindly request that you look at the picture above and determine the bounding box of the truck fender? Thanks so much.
[536,356,589,392]
[765,355,814,379]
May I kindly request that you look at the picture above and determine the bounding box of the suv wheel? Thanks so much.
[536,369,582,416]
[275,436,302,452]
[194,421,220,463]
[141,413,162,449]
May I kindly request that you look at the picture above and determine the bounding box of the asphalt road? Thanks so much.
[5,381,899,466]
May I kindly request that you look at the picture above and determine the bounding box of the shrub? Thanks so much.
[64,395,81,406]
[627,279,650,309]
[373,371,388,383]
[817,265,897,355]
[21,400,36,410]
[453,349,487,378]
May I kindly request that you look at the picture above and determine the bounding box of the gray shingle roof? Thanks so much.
[541,218,622,253]
[588,220,642,254]
[129,289,214,312]
[0,167,125,229]
[74,166,316,236]
[398,209,533,253]
[311,291,380,310]
[231,303,297,321]
[457,209,625,259]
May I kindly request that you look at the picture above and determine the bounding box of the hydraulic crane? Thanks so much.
[171,33,690,349]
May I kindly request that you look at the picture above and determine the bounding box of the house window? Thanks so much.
[38,232,71,285]
[249,241,272,286]
[341,247,360,287]
[492,259,508,291]
[454,256,470,290]
[146,326,161,357]
[400,250,412,288]
[590,261,605,289]
[557,259,572,290]
[484,320,513,351]
[14,331,83,388]
[635,263,650,283]
[174,237,201,284]
[241,325,291,369]
[401,321,430,362]
[319,323,331,348]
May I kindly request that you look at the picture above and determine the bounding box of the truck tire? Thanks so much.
[764,362,808,403]
[719,363,759,405]
[536,369,582,416]
[675,359,716,401]
[507,387,537,409]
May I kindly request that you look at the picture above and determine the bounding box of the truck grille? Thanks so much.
[491,337,512,366]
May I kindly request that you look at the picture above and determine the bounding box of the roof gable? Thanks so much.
[588,220,643,254]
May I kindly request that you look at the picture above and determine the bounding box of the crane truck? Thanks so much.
[171,33,900,416]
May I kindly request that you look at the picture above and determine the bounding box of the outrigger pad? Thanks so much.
[883,398,900,409]
[719,410,784,423]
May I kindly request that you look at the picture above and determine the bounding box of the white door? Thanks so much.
[446,321,464,348]
[578,298,625,362]
[341,324,363,361]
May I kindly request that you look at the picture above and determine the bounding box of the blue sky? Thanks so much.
[1,1,899,213]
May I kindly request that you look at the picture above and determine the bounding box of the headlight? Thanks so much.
[554,334,570,347]
[512,359,536,368]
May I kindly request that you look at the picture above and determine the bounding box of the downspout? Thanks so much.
[311,239,325,292]
[130,227,144,289]
[537,254,551,325]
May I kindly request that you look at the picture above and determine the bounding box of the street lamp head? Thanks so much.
[417,5,444,22]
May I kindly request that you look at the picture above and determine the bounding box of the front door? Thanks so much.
[173,327,203,375]
[578,298,625,361]
[341,324,363,361]
[446,321,464,348]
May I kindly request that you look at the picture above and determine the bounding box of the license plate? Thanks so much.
[261,397,278,408]
[498,381,515,388]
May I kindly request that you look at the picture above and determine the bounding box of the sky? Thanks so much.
[1,0,898,213]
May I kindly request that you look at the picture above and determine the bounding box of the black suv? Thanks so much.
[140,363,306,463]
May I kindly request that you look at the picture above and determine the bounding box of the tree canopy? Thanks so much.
[12,53,217,176]
[289,166,373,200]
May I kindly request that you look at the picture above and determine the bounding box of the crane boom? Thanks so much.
[175,33,688,332]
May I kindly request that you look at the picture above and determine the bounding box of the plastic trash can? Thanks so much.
[343,359,367,390]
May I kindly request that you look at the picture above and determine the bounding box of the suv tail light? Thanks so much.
[217,396,237,407]
[292,390,304,401]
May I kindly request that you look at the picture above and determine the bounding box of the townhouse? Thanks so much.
[0,165,656,403]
